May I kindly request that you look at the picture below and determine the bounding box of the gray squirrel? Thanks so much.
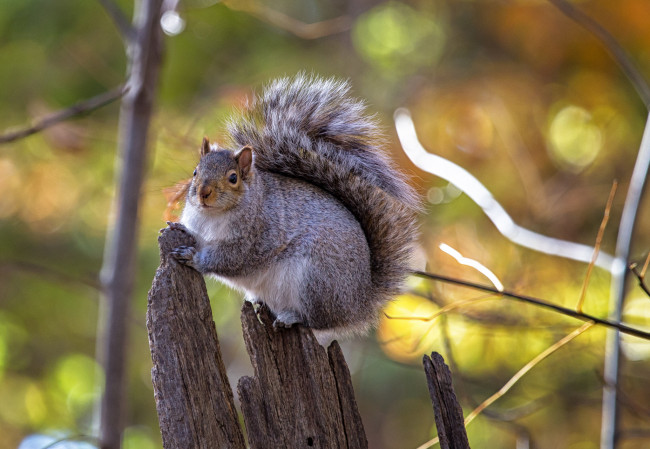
[170,75,419,342]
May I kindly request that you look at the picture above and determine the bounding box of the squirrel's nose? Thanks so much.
[200,185,212,199]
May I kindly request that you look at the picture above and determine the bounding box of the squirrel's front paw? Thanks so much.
[170,245,197,267]
[167,221,190,232]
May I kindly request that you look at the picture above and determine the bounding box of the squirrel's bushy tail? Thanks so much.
[227,74,419,304]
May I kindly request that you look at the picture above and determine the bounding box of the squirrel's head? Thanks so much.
[187,137,254,212]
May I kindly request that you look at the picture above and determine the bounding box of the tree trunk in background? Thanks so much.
[98,1,164,448]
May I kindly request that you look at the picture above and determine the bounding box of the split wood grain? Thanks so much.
[423,352,470,449]
[147,227,246,449]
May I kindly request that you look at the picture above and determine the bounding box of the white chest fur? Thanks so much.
[179,203,307,315]
[180,204,231,245]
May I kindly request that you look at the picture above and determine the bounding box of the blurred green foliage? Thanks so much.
[1,0,650,448]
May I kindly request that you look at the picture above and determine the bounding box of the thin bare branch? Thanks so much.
[97,0,136,42]
[413,270,650,341]
[0,261,100,290]
[97,1,165,448]
[225,0,351,40]
[425,179,619,449]
[0,85,125,145]
[629,252,650,297]
[383,295,497,354]
[577,181,618,312]
[630,264,650,298]
[601,111,650,449]
[418,322,593,449]
[41,434,99,449]
[546,0,650,109]
[541,1,650,446]
[384,295,497,323]
[642,252,650,278]
[464,321,594,426]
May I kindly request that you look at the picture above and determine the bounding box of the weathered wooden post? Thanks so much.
[146,228,246,448]
[147,227,368,448]
[238,302,368,449]
[423,352,471,449]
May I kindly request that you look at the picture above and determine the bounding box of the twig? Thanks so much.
[384,295,497,323]
[41,434,99,449]
[416,180,617,447]
[464,321,593,426]
[629,252,650,297]
[577,181,618,312]
[224,0,351,40]
[601,111,650,449]
[441,178,616,449]
[642,252,650,278]
[546,0,650,108]
[97,0,136,42]
[417,322,593,449]
[631,250,650,297]
[630,264,650,297]
[383,294,497,354]
[0,261,100,290]
[0,85,125,144]
[413,270,650,341]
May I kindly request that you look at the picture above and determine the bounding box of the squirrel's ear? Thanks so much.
[200,137,211,157]
[236,146,254,179]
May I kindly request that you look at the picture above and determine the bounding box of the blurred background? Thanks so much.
[1,0,650,448]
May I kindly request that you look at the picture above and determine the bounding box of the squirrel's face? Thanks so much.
[187,144,253,213]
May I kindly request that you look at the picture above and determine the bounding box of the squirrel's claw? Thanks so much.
[170,245,196,266]
[272,311,303,331]
[167,221,189,232]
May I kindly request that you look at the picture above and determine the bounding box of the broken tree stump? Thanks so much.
[423,352,470,449]
[146,228,246,449]
[147,227,368,448]
[238,302,368,449]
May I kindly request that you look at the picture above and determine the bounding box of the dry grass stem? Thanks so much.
[224,0,351,40]
[383,295,498,354]
[642,252,650,278]
[384,294,499,323]
[414,321,595,448]
[576,180,618,312]
[462,321,594,428]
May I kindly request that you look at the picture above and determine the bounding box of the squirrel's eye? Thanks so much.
[228,173,238,184]
[193,169,197,177]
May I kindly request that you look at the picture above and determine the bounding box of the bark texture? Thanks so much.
[98,1,165,447]
[147,227,246,449]
[423,352,470,449]
[147,228,369,448]
[238,302,368,449]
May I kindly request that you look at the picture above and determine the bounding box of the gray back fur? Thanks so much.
[226,74,419,302]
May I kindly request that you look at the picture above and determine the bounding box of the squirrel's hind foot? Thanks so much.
[272,310,304,331]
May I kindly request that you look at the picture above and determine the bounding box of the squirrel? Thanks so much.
[170,75,419,343]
